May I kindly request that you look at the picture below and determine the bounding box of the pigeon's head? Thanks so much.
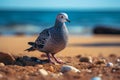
[56,13,70,23]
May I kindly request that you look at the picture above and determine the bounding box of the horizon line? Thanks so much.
[0,7,120,11]
[0,8,120,12]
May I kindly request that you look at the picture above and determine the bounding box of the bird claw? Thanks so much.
[48,59,65,64]
[56,59,65,64]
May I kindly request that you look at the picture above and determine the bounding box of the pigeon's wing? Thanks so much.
[35,29,50,48]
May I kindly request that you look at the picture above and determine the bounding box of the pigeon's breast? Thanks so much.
[52,26,68,45]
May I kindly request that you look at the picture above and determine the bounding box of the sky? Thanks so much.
[0,0,120,10]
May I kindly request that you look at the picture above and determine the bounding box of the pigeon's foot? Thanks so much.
[47,53,65,64]
[46,53,55,64]
[51,54,65,64]
[56,58,65,64]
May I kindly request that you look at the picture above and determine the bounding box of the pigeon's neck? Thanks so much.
[54,20,65,28]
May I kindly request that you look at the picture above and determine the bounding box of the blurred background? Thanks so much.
[0,0,120,36]
[0,0,120,58]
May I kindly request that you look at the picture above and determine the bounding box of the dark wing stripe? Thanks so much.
[35,29,49,48]
[28,42,35,45]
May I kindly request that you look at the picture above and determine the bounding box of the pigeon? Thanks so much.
[25,13,70,64]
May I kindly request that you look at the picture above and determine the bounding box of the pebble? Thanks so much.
[61,65,80,73]
[98,74,103,77]
[58,72,63,76]
[79,56,92,63]
[114,63,120,68]
[96,59,106,64]
[0,63,5,66]
[116,59,120,63]
[91,77,102,80]
[0,74,3,78]
[47,66,55,72]
[36,64,43,68]
[112,67,120,73]
[112,69,116,72]
[38,69,48,76]
[106,62,114,67]
[50,72,63,78]
[0,52,15,64]
[86,69,92,73]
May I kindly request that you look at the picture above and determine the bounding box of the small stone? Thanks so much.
[61,65,80,73]
[58,72,63,76]
[79,56,92,63]
[0,52,15,65]
[36,64,43,68]
[49,72,63,78]
[96,59,106,65]
[114,63,120,68]
[0,74,3,78]
[112,69,116,72]
[98,74,103,77]
[106,62,114,67]
[86,69,92,73]
[0,63,5,66]
[47,66,55,72]
[116,59,120,63]
[38,69,48,76]
[112,67,120,73]
[91,76,102,80]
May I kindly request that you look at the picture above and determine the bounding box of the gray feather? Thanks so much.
[35,29,49,47]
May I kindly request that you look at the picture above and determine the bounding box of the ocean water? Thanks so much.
[0,10,120,35]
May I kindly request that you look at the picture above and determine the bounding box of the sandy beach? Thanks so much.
[0,35,120,80]
[0,35,120,57]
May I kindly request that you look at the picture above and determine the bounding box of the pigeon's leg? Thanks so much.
[51,53,64,64]
[46,53,55,64]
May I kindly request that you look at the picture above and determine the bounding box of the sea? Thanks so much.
[0,10,120,35]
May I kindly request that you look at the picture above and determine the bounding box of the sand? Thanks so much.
[0,35,120,57]
[0,35,120,80]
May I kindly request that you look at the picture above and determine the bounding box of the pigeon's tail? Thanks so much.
[25,42,36,52]
[28,42,35,46]
[24,47,36,52]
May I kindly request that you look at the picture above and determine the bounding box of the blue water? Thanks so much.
[0,10,120,35]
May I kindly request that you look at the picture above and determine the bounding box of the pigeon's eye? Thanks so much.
[61,16,64,18]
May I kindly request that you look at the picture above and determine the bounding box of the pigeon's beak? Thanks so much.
[66,19,71,23]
